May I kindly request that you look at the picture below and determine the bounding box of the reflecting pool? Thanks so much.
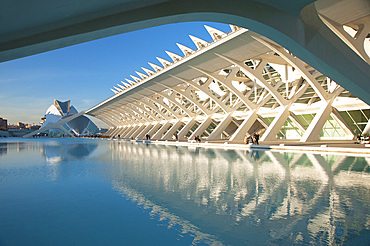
[0,139,369,245]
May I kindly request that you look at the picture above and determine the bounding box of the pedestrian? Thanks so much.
[255,133,259,145]
[357,133,362,143]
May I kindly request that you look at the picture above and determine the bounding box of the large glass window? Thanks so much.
[319,115,346,138]
[277,118,303,139]
[339,109,370,135]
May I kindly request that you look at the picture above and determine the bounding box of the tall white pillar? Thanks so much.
[105,127,116,136]
[113,126,128,138]
[110,127,122,138]
[118,126,132,138]
[136,124,154,140]
[300,103,333,142]
[146,123,162,139]
[207,114,233,141]
[177,118,197,140]
[260,106,291,141]
[229,111,258,142]
[152,121,172,140]
[162,120,183,140]
[363,120,370,135]
[130,124,147,139]
[189,116,213,140]
[125,125,141,139]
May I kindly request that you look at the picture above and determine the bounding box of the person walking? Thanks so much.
[255,133,260,145]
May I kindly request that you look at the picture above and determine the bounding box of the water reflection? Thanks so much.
[0,139,369,245]
[0,142,7,156]
[41,141,98,164]
[0,140,98,164]
[109,141,370,245]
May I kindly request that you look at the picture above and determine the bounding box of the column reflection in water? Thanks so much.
[109,141,370,245]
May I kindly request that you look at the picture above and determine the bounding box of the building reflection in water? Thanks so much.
[41,141,98,164]
[109,141,370,245]
[39,141,99,181]
[0,142,7,156]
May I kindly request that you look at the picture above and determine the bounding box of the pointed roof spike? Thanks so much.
[156,57,172,68]
[176,43,194,56]
[148,62,163,72]
[204,25,226,41]
[125,78,135,84]
[130,75,141,82]
[229,24,238,32]
[136,71,148,79]
[229,24,246,32]
[117,84,125,90]
[121,80,130,86]
[113,86,122,92]
[141,67,155,75]
[111,88,119,94]
[189,35,209,50]
[165,51,183,63]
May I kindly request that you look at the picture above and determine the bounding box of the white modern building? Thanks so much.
[86,24,370,143]
[37,99,99,137]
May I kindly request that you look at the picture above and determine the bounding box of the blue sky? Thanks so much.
[0,22,231,128]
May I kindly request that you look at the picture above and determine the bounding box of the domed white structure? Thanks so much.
[40,100,99,137]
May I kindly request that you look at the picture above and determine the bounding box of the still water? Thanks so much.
[0,138,369,245]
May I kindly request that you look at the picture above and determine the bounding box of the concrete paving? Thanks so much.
[120,138,370,155]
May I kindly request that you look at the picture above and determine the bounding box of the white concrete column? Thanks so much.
[152,121,172,140]
[162,120,183,140]
[130,124,147,139]
[363,120,370,135]
[177,118,197,140]
[112,126,128,138]
[136,124,154,140]
[105,127,116,136]
[110,127,123,138]
[146,123,162,138]
[299,84,344,142]
[120,126,134,138]
[125,125,141,139]
[117,126,132,138]
[189,116,213,140]
[260,81,309,141]
[300,103,333,142]
[229,111,258,142]
[207,114,233,141]
[260,106,291,141]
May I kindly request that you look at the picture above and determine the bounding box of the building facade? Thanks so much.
[40,100,99,137]
[0,117,7,131]
[86,25,370,143]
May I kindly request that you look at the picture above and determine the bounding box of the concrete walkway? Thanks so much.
[120,138,370,156]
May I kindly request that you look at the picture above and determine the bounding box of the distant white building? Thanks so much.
[41,100,99,137]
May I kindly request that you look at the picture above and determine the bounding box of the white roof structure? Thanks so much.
[1,0,369,106]
[25,99,100,138]
[86,24,370,143]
